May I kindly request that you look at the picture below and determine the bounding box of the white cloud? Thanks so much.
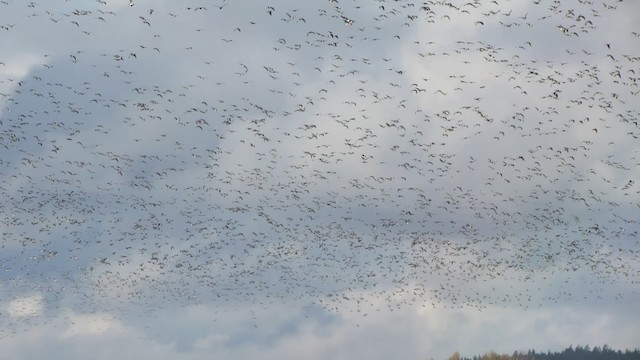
[0,53,47,111]
[0,297,639,360]
[7,294,44,318]
[60,311,124,338]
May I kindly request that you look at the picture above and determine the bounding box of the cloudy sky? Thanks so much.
[1,0,639,359]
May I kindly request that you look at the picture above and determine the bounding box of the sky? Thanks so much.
[0,0,639,359]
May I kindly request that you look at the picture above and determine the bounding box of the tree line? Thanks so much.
[449,345,640,360]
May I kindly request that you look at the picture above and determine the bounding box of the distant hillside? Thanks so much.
[449,345,640,360]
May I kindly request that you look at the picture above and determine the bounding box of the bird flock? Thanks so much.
[0,0,639,335]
